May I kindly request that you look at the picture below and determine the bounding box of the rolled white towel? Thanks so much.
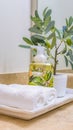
[0,84,57,110]
[0,84,46,110]
[9,84,57,104]
[42,87,57,104]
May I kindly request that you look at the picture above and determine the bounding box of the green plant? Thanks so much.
[19,7,73,75]
[51,18,73,74]
[19,7,55,50]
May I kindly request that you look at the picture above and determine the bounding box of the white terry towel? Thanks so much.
[42,87,57,104]
[9,84,57,104]
[0,84,46,110]
[0,84,56,111]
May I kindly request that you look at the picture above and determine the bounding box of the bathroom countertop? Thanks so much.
[0,72,73,130]
[0,102,73,130]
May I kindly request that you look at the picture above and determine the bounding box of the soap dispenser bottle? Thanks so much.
[33,46,47,63]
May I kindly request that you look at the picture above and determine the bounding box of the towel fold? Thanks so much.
[0,84,56,110]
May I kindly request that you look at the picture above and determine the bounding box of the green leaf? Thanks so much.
[63,32,69,38]
[68,31,73,36]
[45,41,51,48]
[23,37,33,45]
[69,16,73,27]
[66,18,69,27]
[67,49,72,55]
[31,16,42,28]
[69,61,73,69]
[35,10,40,19]
[47,32,55,40]
[70,54,73,61]
[29,25,42,34]
[55,28,61,39]
[67,49,73,61]
[32,48,37,56]
[32,35,45,41]
[31,35,45,44]
[31,10,42,28]
[64,56,68,67]
[62,45,67,54]
[19,45,31,49]
[44,9,52,20]
[43,7,48,17]
[31,36,38,45]
[51,36,56,49]
[45,21,55,34]
[44,16,51,27]
[67,26,73,36]
[69,26,73,31]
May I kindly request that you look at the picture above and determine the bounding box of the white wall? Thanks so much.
[38,0,73,69]
[0,0,31,73]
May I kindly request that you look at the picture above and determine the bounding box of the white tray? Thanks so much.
[0,88,73,120]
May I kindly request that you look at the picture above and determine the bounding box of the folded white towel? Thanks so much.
[0,84,56,110]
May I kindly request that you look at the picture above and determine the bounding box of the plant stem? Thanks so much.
[54,44,58,75]
[54,41,62,75]
[57,41,62,51]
